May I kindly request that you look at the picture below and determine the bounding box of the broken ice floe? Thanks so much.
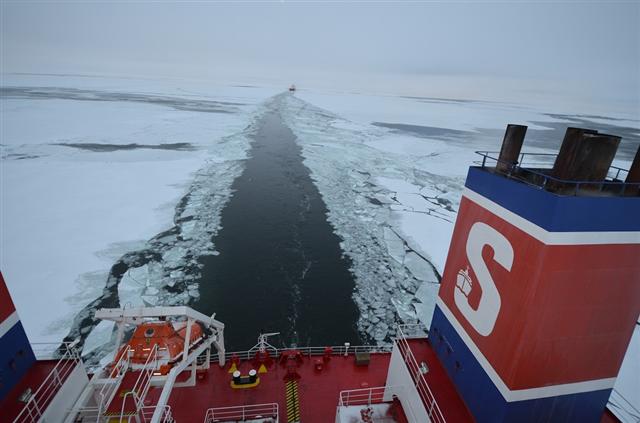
[62,106,268,358]
[280,95,461,342]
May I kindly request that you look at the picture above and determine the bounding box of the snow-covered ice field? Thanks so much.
[283,89,637,328]
[284,89,638,421]
[1,74,280,346]
[1,74,638,418]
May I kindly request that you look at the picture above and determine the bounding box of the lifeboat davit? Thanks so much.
[113,320,205,372]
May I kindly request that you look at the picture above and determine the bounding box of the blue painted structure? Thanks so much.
[430,162,640,422]
[430,306,612,423]
[465,166,640,232]
[0,322,36,401]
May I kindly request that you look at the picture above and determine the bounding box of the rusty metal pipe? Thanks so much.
[568,133,621,184]
[624,146,640,196]
[552,127,598,181]
[496,124,527,173]
[626,146,640,183]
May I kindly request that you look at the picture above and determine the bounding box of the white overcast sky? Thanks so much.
[1,1,639,113]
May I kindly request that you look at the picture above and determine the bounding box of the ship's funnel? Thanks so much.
[429,125,640,422]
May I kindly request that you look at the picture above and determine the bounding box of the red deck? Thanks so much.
[0,360,66,422]
[142,339,475,422]
[406,338,474,422]
[105,370,143,416]
[145,352,391,422]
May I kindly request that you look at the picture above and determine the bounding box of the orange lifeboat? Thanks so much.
[113,320,204,371]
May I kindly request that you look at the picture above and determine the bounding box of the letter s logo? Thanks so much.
[454,222,514,336]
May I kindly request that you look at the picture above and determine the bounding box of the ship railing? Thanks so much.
[141,405,175,423]
[339,385,390,406]
[396,325,446,423]
[203,403,278,423]
[474,151,639,196]
[247,340,279,357]
[119,344,159,420]
[201,344,393,365]
[66,406,102,421]
[95,345,133,418]
[397,323,429,339]
[13,341,82,423]
[338,385,418,422]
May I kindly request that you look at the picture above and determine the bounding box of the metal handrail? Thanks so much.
[202,344,393,365]
[13,341,81,423]
[475,151,639,196]
[397,323,428,339]
[141,405,174,423]
[108,346,133,378]
[396,326,446,423]
[96,346,132,419]
[339,385,389,406]
[203,403,278,423]
[120,345,159,420]
[338,386,417,422]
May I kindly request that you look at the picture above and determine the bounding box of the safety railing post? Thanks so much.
[32,398,42,420]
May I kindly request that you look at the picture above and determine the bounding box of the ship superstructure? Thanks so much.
[431,125,640,422]
[1,124,639,422]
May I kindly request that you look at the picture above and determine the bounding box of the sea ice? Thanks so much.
[282,91,639,414]
[280,94,463,341]
[0,75,279,345]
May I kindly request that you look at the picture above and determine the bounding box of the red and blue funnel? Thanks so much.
[430,126,640,422]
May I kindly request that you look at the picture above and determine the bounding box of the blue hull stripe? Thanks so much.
[465,167,640,232]
[0,321,36,401]
[430,305,612,423]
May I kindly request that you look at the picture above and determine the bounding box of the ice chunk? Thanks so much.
[383,227,405,264]
[414,282,440,328]
[118,266,149,308]
[404,252,438,283]
[82,320,115,356]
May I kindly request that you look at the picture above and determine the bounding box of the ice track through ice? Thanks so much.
[65,107,264,365]
[77,94,462,363]
[280,95,462,342]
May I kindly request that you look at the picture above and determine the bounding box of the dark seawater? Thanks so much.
[192,104,361,350]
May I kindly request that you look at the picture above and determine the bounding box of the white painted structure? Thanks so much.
[335,324,445,423]
[40,363,89,422]
[65,306,225,423]
[385,344,430,423]
[12,342,89,423]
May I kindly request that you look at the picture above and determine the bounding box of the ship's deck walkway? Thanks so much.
[142,337,475,422]
[146,352,392,422]
[406,338,474,422]
[0,360,69,422]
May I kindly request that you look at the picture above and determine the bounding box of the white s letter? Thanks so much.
[454,222,514,336]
